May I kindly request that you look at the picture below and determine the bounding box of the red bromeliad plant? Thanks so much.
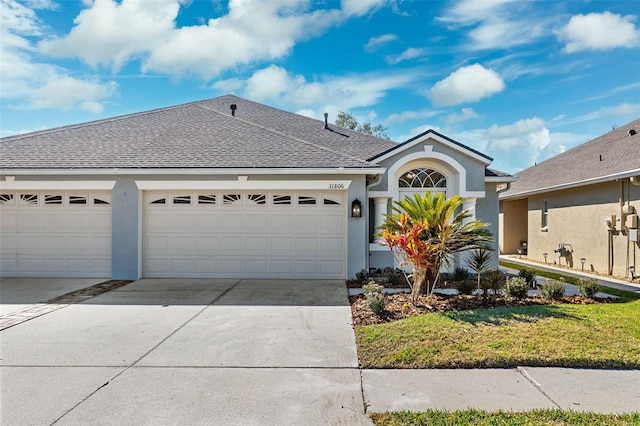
[379,192,493,305]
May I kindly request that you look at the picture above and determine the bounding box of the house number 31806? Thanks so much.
[328,183,345,189]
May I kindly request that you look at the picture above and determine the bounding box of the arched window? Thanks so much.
[398,168,447,199]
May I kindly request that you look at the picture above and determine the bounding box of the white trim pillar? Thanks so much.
[373,197,389,233]
[462,198,477,223]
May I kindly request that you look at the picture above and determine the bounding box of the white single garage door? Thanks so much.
[0,191,112,277]
[143,191,346,278]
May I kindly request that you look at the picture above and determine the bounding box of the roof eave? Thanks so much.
[500,168,640,200]
[0,167,387,176]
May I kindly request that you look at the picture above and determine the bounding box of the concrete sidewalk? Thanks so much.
[362,367,640,415]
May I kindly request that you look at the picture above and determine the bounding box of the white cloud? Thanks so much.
[549,103,640,128]
[0,0,118,112]
[430,64,505,106]
[384,109,440,124]
[38,0,388,80]
[386,47,427,65]
[235,65,419,111]
[487,117,549,153]
[364,33,398,52]
[557,12,640,53]
[446,107,480,124]
[438,0,552,50]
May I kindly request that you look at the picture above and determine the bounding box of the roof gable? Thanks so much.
[0,94,398,170]
[501,118,640,199]
[369,128,493,165]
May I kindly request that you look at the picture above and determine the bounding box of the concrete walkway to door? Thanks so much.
[0,278,370,425]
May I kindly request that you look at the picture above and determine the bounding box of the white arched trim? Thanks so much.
[368,145,485,199]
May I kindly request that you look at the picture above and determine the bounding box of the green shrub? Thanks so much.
[577,278,600,298]
[456,279,476,295]
[518,268,536,285]
[355,269,370,285]
[452,267,470,282]
[362,280,386,315]
[504,276,529,299]
[540,279,566,300]
[481,269,506,296]
[385,270,408,287]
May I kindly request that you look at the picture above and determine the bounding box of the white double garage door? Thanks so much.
[0,190,347,279]
[143,190,346,279]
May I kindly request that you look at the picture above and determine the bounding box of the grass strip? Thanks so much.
[370,409,640,426]
[356,301,640,369]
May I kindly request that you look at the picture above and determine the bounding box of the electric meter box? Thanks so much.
[630,229,639,242]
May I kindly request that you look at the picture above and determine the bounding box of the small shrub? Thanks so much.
[504,276,529,299]
[577,278,600,298]
[355,269,370,285]
[452,267,470,282]
[456,279,476,295]
[481,269,506,297]
[362,279,386,315]
[540,279,566,300]
[518,268,536,286]
[385,269,408,287]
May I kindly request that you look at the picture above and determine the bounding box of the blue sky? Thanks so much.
[1,0,639,174]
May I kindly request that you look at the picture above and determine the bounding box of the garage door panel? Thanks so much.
[195,214,219,231]
[245,237,268,252]
[220,215,243,231]
[17,214,42,232]
[322,215,345,232]
[0,236,17,253]
[295,237,318,251]
[169,259,195,273]
[40,259,67,273]
[245,214,269,232]
[40,236,66,251]
[295,260,318,275]
[143,191,345,278]
[195,237,219,253]
[270,237,293,252]
[270,260,294,275]
[220,259,243,274]
[68,259,90,272]
[322,238,345,253]
[0,212,17,232]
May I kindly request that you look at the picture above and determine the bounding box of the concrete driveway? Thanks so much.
[0,278,370,425]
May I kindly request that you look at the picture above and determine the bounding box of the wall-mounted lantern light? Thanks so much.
[351,199,362,218]
[543,253,548,263]
[580,258,586,271]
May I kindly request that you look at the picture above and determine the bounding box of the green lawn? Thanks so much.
[370,409,640,426]
[356,267,640,368]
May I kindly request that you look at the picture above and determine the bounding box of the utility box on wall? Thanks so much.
[630,229,639,243]
[626,214,638,229]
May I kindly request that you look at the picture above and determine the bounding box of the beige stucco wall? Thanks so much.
[525,180,639,277]
[499,198,528,254]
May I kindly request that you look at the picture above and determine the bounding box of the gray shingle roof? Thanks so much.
[500,118,640,199]
[0,94,398,170]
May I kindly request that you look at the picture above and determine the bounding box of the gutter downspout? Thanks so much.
[496,182,512,195]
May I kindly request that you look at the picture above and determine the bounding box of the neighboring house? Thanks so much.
[0,95,513,280]
[499,119,640,278]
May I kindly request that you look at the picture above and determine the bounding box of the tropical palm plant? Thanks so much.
[468,245,494,294]
[379,192,493,305]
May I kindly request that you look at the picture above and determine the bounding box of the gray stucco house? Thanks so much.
[499,119,640,278]
[0,95,513,280]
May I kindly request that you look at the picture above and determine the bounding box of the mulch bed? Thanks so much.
[350,292,613,326]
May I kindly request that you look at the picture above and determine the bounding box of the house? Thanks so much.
[499,119,640,278]
[0,94,513,280]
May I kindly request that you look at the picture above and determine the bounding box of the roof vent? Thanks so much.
[230,104,237,116]
[629,129,637,136]
[323,112,329,129]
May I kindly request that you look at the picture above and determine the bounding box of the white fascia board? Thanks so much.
[136,180,352,191]
[0,168,385,176]
[372,132,492,166]
[0,180,116,190]
[500,168,640,200]
[485,176,518,183]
